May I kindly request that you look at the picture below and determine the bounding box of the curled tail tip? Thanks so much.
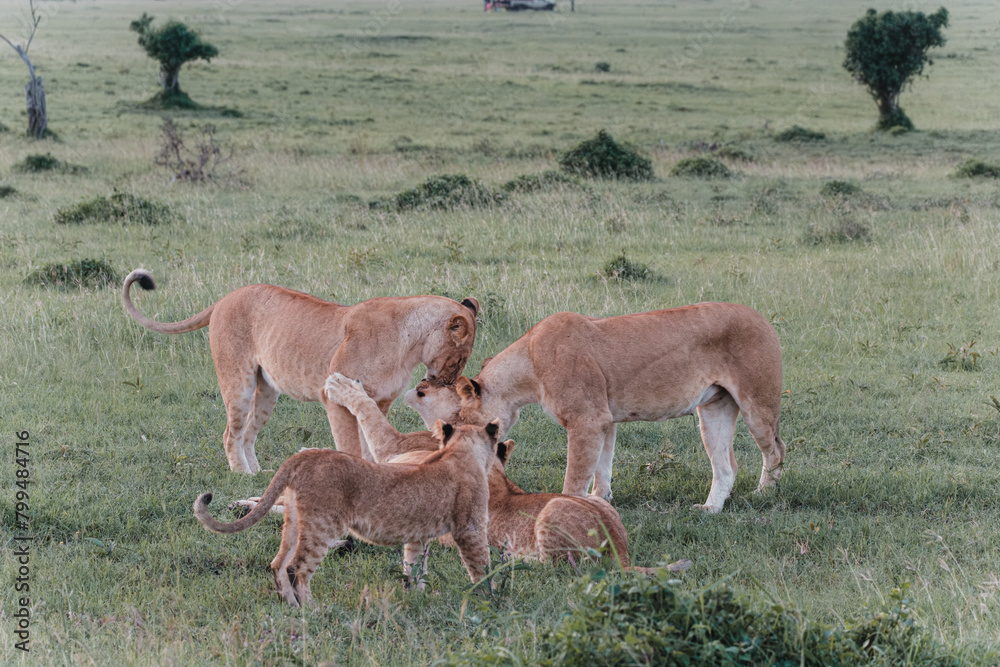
[126,268,156,291]
[194,492,213,511]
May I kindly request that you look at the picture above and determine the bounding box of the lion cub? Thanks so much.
[194,419,500,606]
[325,372,690,573]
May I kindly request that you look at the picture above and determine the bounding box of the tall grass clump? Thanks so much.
[775,125,826,142]
[383,174,504,211]
[24,258,121,288]
[12,153,86,174]
[501,170,580,193]
[952,159,1000,178]
[803,217,871,244]
[670,156,732,178]
[450,575,958,666]
[559,130,654,181]
[54,191,173,225]
[601,249,657,282]
[820,179,864,197]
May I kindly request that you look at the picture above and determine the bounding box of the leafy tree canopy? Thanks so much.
[130,13,218,71]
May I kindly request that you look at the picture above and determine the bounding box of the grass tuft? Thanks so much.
[24,258,121,288]
[670,156,732,178]
[501,170,580,193]
[451,576,957,666]
[803,216,871,244]
[382,174,504,211]
[775,125,826,142]
[601,249,658,281]
[0,184,17,198]
[953,159,1000,178]
[559,130,654,181]
[12,153,87,174]
[820,179,864,197]
[54,191,173,225]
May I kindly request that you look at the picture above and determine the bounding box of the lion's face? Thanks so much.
[421,300,478,385]
[405,379,463,427]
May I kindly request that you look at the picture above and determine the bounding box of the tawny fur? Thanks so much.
[324,372,689,573]
[122,269,478,472]
[404,303,786,514]
[193,419,501,606]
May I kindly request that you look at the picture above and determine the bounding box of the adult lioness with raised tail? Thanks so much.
[122,269,478,472]
[405,303,786,514]
[194,419,501,606]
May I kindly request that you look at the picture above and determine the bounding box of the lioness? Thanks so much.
[194,419,501,606]
[324,372,690,573]
[404,303,786,514]
[122,269,479,472]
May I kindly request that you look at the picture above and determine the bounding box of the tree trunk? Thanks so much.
[159,64,181,95]
[26,75,46,138]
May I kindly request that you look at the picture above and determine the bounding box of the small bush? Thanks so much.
[820,180,864,197]
[0,184,17,198]
[12,153,86,174]
[559,130,654,181]
[670,156,731,178]
[595,61,611,72]
[775,125,826,142]
[0,121,10,133]
[501,170,580,193]
[953,159,1000,179]
[386,174,504,211]
[601,250,657,281]
[24,259,121,289]
[450,575,952,666]
[54,191,173,225]
[804,217,871,244]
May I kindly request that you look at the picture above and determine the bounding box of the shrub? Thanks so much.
[716,145,754,162]
[24,259,121,288]
[155,119,240,183]
[669,156,731,178]
[388,174,504,211]
[559,130,654,181]
[501,170,580,193]
[450,575,952,666]
[843,8,948,131]
[820,180,864,197]
[775,125,825,142]
[130,13,218,101]
[54,191,173,225]
[595,61,610,72]
[12,153,85,174]
[953,159,1000,179]
[0,184,17,198]
[601,250,656,281]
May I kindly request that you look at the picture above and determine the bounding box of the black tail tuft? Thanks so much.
[137,273,156,291]
[198,492,213,507]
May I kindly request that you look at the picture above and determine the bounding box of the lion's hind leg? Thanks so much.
[402,542,431,591]
[284,512,347,607]
[242,367,280,474]
[694,390,740,514]
[270,493,300,606]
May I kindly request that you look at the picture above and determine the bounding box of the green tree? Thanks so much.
[842,7,949,131]
[130,13,218,101]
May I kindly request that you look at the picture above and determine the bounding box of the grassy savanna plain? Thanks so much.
[2,0,1000,663]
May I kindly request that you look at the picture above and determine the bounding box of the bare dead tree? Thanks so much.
[0,0,48,138]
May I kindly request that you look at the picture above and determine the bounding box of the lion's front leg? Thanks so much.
[402,542,430,591]
[562,419,613,498]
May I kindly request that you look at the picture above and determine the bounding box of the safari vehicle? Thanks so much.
[497,0,557,10]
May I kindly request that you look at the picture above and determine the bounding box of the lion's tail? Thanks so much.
[194,465,292,535]
[122,269,215,335]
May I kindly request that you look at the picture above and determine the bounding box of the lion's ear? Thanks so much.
[455,377,482,408]
[448,315,470,342]
[433,420,455,445]
[460,297,480,318]
[485,419,500,441]
[497,439,516,467]
[480,356,493,371]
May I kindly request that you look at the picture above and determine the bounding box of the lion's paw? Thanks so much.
[692,503,723,515]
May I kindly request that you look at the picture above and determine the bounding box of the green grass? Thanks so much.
[2,0,1000,663]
